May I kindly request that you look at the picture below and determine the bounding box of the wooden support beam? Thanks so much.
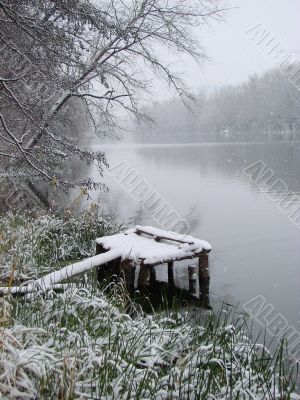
[138,262,149,287]
[199,253,209,279]
[188,265,196,294]
[168,261,175,289]
[198,252,210,305]
[149,266,157,285]
[140,252,206,267]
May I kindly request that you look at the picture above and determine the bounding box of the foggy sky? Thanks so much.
[152,0,300,100]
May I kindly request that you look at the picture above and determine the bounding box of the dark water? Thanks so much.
[83,141,300,336]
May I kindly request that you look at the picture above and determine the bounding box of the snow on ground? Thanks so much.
[0,215,298,399]
[1,284,297,399]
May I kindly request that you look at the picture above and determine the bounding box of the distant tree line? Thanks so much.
[136,67,300,142]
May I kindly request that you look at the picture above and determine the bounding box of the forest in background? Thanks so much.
[134,67,300,143]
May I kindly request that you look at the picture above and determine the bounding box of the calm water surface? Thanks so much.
[84,141,300,332]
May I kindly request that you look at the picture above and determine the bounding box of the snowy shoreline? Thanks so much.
[0,211,299,398]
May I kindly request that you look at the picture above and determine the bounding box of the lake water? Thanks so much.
[84,141,300,339]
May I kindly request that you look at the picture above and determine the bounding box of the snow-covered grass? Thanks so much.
[1,283,299,399]
[0,211,299,399]
[0,208,120,284]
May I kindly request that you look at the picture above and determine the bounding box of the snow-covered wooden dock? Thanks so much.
[96,225,212,299]
[0,225,211,304]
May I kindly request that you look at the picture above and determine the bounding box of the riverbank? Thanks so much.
[0,210,299,399]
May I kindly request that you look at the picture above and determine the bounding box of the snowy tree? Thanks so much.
[0,0,223,188]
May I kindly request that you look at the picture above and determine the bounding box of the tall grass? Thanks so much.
[0,281,298,399]
[0,208,120,284]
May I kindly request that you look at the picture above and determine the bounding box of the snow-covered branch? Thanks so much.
[0,0,224,186]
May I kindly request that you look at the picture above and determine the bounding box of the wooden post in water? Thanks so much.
[149,266,157,286]
[188,265,197,294]
[138,262,149,287]
[198,252,210,306]
[168,261,175,293]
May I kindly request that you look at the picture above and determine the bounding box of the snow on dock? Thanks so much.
[96,225,211,266]
[96,225,211,298]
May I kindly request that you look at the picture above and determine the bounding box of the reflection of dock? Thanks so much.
[96,225,212,308]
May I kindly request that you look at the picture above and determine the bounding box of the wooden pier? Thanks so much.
[0,225,211,306]
[95,225,212,304]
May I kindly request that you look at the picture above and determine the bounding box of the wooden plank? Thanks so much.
[0,249,122,295]
[140,250,209,267]
[0,283,72,295]
[134,226,194,245]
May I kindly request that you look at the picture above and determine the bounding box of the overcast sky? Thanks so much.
[152,0,300,100]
